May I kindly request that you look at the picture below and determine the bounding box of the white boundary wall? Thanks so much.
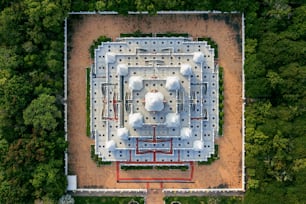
[75,189,147,193]
[163,188,243,193]
[241,12,246,191]
[64,11,245,193]
[68,11,240,15]
[64,17,68,176]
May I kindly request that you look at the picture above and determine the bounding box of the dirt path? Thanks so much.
[67,13,243,192]
[146,189,164,204]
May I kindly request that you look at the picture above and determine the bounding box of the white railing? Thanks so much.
[64,17,68,176]
[241,12,246,191]
[69,11,118,15]
[68,11,241,15]
[163,188,244,193]
[75,188,147,193]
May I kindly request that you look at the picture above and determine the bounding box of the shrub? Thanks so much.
[89,36,111,59]
[198,145,219,165]
[198,37,218,58]
[90,145,111,166]
[120,30,152,37]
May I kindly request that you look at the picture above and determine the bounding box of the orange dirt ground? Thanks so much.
[67,14,243,192]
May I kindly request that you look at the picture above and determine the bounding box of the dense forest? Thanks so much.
[0,0,305,203]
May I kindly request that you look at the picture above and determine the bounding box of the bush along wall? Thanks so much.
[219,66,224,136]
[90,145,112,166]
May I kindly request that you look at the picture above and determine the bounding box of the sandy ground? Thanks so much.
[67,13,243,196]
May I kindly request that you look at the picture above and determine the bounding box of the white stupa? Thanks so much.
[180,127,192,139]
[180,64,192,76]
[129,113,143,128]
[166,113,180,128]
[193,140,204,151]
[106,140,116,151]
[105,52,116,64]
[129,76,143,91]
[193,52,204,64]
[145,92,164,112]
[116,64,128,76]
[117,127,129,140]
[165,76,180,91]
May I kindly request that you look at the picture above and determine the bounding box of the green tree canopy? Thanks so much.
[23,94,61,131]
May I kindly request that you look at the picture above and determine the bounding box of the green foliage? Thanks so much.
[121,165,154,170]
[198,145,219,165]
[23,94,61,131]
[30,160,67,200]
[0,0,69,202]
[120,30,153,37]
[155,165,189,171]
[89,36,111,59]
[198,37,218,58]
[74,196,145,204]
[164,196,242,204]
[90,145,112,166]
[219,66,224,136]
[156,32,189,37]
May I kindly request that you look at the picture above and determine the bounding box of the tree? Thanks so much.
[23,94,61,131]
[31,160,67,200]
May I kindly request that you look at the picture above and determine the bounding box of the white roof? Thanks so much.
[165,76,180,91]
[193,52,204,64]
[193,140,204,150]
[145,92,164,112]
[129,76,143,91]
[117,64,128,76]
[106,140,116,150]
[67,175,77,191]
[180,64,192,76]
[105,52,116,64]
[180,127,192,139]
[117,127,129,140]
[166,113,180,128]
[129,113,143,128]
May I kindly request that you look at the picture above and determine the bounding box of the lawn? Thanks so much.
[75,196,145,204]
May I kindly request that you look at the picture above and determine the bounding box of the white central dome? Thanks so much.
[145,92,164,112]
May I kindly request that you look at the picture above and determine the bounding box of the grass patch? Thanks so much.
[156,32,189,37]
[219,66,224,136]
[86,67,90,137]
[164,196,242,204]
[75,196,145,204]
[198,37,218,58]
[89,36,112,59]
[90,145,112,166]
[198,145,219,165]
